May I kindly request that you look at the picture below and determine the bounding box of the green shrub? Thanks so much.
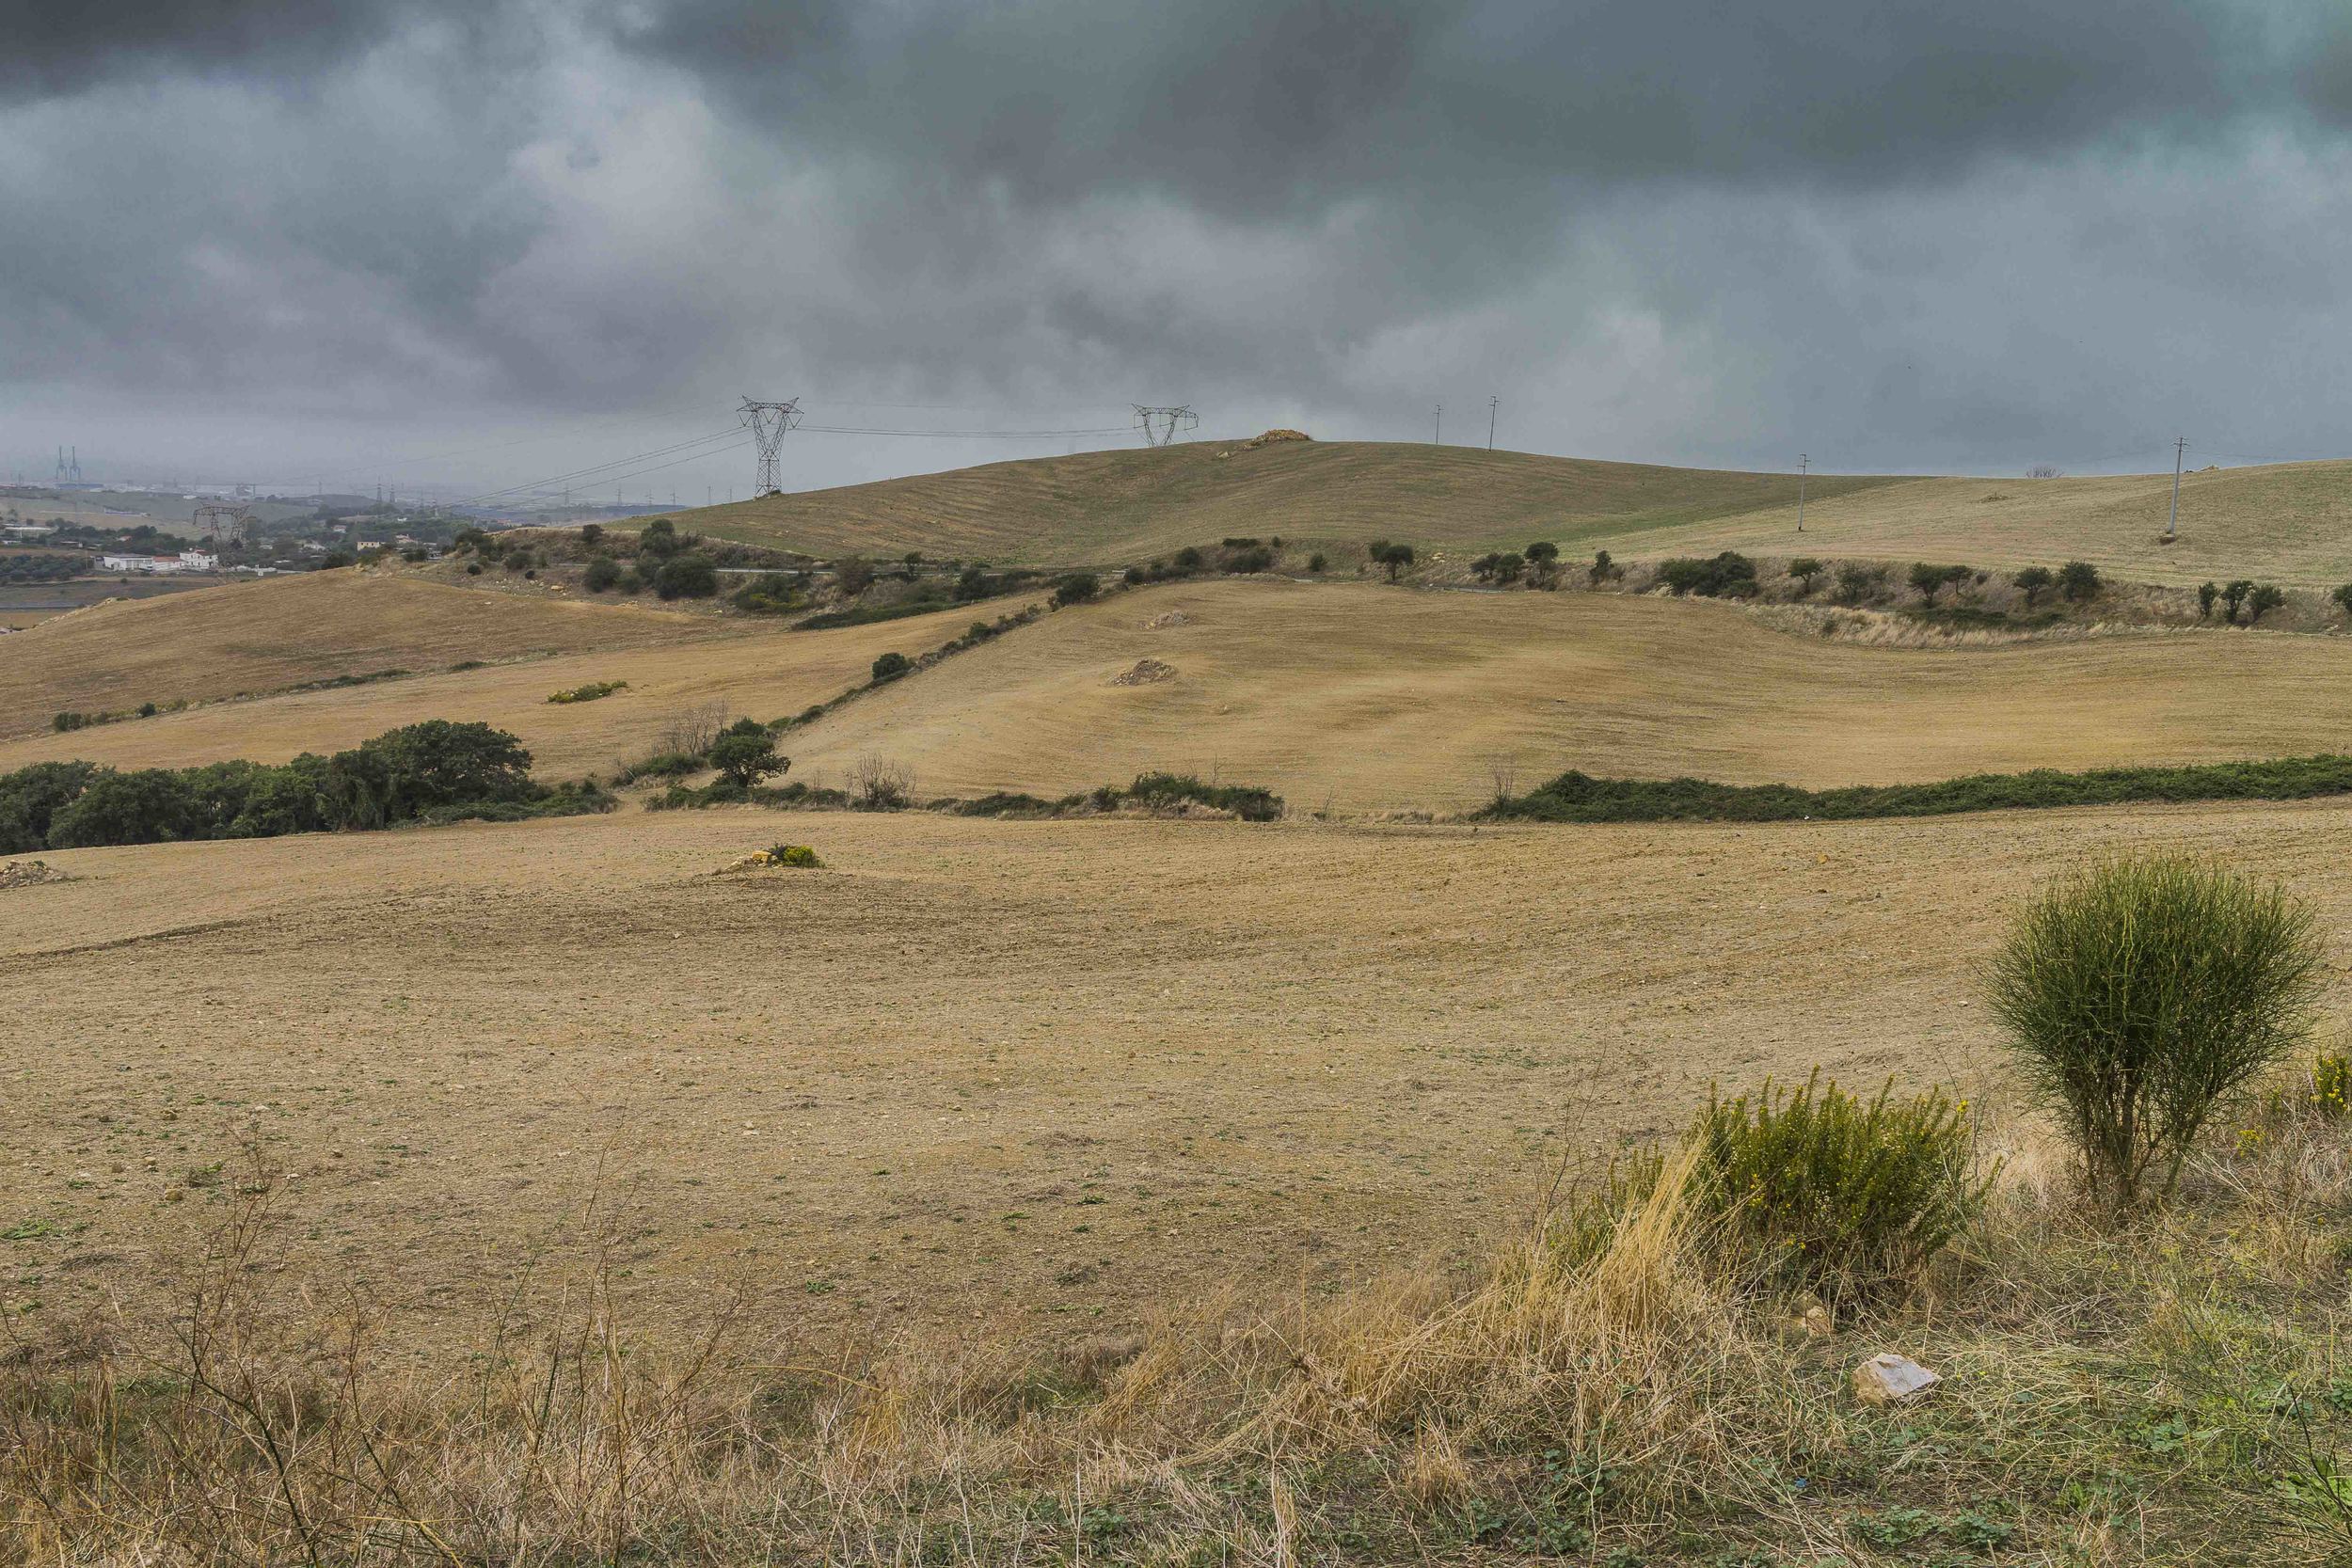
[2199,580,2219,619]
[1219,546,1274,574]
[2012,565,2055,606]
[870,651,913,682]
[2311,1053,2351,1121]
[1124,772,1282,821]
[636,518,681,559]
[768,844,821,868]
[52,712,88,733]
[1307,552,1327,574]
[1788,557,1824,594]
[1691,1073,1987,1307]
[708,727,785,788]
[2248,583,2286,624]
[548,680,627,705]
[583,556,621,593]
[1988,856,2324,1213]
[653,554,719,600]
[0,761,97,853]
[1052,572,1099,606]
[2220,578,2253,622]
[2058,561,2102,602]
[1587,549,1616,586]
[1656,551,1758,598]
[1172,546,1205,572]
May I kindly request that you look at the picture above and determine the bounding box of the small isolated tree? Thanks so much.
[1788,557,1824,595]
[579,523,604,546]
[1988,857,2322,1214]
[707,726,785,790]
[2247,583,2286,624]
[1051,572,1099,606]
[1306,551,1327,573]
[582,555,621,593]
[2197,580,2219,620]
[1588,548,1617,586]
[2012,565,2055,607]
[636,518,680,560]
[1908,562,1968,605]
[2058,560,2102,603]
[1524,541,1559,584]
[1370,541,1415,582]
[2220,578,2253,623]
[1834,563,1883,606]
[870,651,913,683]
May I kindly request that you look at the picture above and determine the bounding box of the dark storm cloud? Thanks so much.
[2,0,2350,488]
[623,0,2338,207]
[0,0,473,99]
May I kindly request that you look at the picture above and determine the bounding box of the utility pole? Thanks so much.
[1487,396,1498,451]
[2167,436,2187,542]
[1433,403,1442,445]
[740,397,804,492]
[1795,454,1809,532]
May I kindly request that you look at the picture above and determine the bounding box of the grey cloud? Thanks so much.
[0,0,480,99]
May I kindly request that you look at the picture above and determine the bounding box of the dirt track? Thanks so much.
[8,800,2350,1354]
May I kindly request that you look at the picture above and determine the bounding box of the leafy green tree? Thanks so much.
[1788,557,1825,594]
[1052,572,1099,605]
[870,652,913,682]
[0,761,95,853]
[583,555,622,593]
[2012,565,2055,607]
[636,518,680,559]
[1370,541,1415,581]
[1588,548,1617,585]
[2329,584,2352,621]
[47,769,206,848]
[2247,583,2286,624]
[2220,578,2253,622]
[708,730,785,789]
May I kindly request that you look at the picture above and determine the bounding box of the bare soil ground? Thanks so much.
[7,799,2351,1359]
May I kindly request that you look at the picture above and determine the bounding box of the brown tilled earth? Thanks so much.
[8,800,2352,1359]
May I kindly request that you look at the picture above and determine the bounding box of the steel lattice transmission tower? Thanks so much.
[739,397,802,496]
[1132,405,1198,448]
[193,502,253,550]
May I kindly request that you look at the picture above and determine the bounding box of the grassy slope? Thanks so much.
[693,439,1908,566]
[683,439,2352,585]
[780,578,2352,812]
[0,570,733,738]
[0,590,990,782]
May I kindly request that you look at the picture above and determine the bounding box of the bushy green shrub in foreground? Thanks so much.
[1690,1074,1986,1307]
[1988,856,2322,1213]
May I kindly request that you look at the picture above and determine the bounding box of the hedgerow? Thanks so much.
[1485,754,2352,825]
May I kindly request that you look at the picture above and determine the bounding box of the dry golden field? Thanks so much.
[788,578,2352,811]
[684,438,2352,585]
[15,576,2352,805]
[9,797,2352,1355]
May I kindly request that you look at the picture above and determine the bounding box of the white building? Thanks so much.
[97,549,218,574]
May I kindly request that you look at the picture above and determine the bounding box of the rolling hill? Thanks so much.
[779,578,2352,812]
[677,438,2352,586]
[692,439,1907,566]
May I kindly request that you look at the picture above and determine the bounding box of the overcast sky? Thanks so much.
[5,1,2349,498]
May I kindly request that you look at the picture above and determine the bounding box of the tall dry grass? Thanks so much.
[8,1098,2352,1563]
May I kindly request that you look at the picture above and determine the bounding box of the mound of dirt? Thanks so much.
[1111,658,1178,687]
[0,859,72,891]
[1145,610,1194,629]
[1240,429,1311,450]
